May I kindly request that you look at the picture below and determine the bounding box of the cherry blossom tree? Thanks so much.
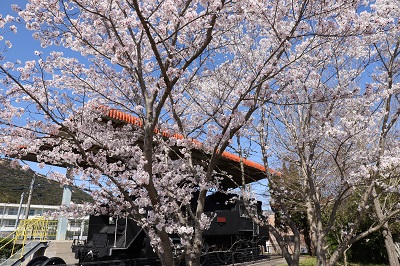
[256,5,400,263]
[0,0,389,265]
[359,2,400,263]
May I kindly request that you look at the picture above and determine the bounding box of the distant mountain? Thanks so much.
[0,159,93,205]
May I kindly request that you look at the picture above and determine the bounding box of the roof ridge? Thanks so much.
[101,107,275,175]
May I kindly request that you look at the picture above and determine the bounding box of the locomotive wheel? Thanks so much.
[81,251,98,263]
[200,253,208,265]
[200,243,209,265]
[232,241,248,262]
[40,257,66,265]
[26,256,48,266]
[216,250,232,264]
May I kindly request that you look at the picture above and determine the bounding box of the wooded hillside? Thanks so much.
[0,159,92,205]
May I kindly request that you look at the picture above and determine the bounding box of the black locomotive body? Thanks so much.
[72,215,152,263]
[72,193,269,265]
[202,193,268,250]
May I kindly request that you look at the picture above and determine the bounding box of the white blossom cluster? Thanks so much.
[0,0,399,265]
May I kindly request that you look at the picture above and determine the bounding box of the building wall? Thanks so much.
[267,213,309,255]
[0,203,88,239]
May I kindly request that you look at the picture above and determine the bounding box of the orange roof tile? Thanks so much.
[103,107,275,176]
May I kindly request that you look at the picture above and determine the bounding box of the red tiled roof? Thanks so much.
[104,108,271,175]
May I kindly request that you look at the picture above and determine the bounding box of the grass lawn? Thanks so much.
[298,256,317,266]
[281,256,389,266]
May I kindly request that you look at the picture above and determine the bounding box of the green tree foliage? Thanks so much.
[350,227,388,264]
[0,159,92,205]
[271,162,312,254]
[324,192,393,265]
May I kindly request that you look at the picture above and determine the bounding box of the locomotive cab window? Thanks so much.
[239,204,249,217]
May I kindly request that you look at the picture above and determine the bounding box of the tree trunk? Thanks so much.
[268,226,299,266]
[185,251,201,266]
[315,231,327,266]
[381,223,400,266]
[303,227,314,256]
[184,184,209,266]
[142,120,176,266]
[326,242,351,266]
[373,188,400,266]
[304,181,326,266]
[185,228,203,266]
[158,230,176,266]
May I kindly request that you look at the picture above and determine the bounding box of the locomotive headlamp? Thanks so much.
[217,216,227,223]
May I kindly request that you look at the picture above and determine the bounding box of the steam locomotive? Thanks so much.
[68,192,269,265]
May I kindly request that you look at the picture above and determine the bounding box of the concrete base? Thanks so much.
[22,240,78,265]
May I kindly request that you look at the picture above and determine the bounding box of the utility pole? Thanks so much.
[15,192,25,229]
[24,173,36,220]
[56,167,72,240]
[0,203,7,228]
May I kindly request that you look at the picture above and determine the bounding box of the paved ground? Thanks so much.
[245,257,287,265]
[233,255,302,266]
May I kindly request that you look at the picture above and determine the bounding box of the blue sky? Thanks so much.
[0,0,272,206]
[1,1,68,177]
[1,0,42,61]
